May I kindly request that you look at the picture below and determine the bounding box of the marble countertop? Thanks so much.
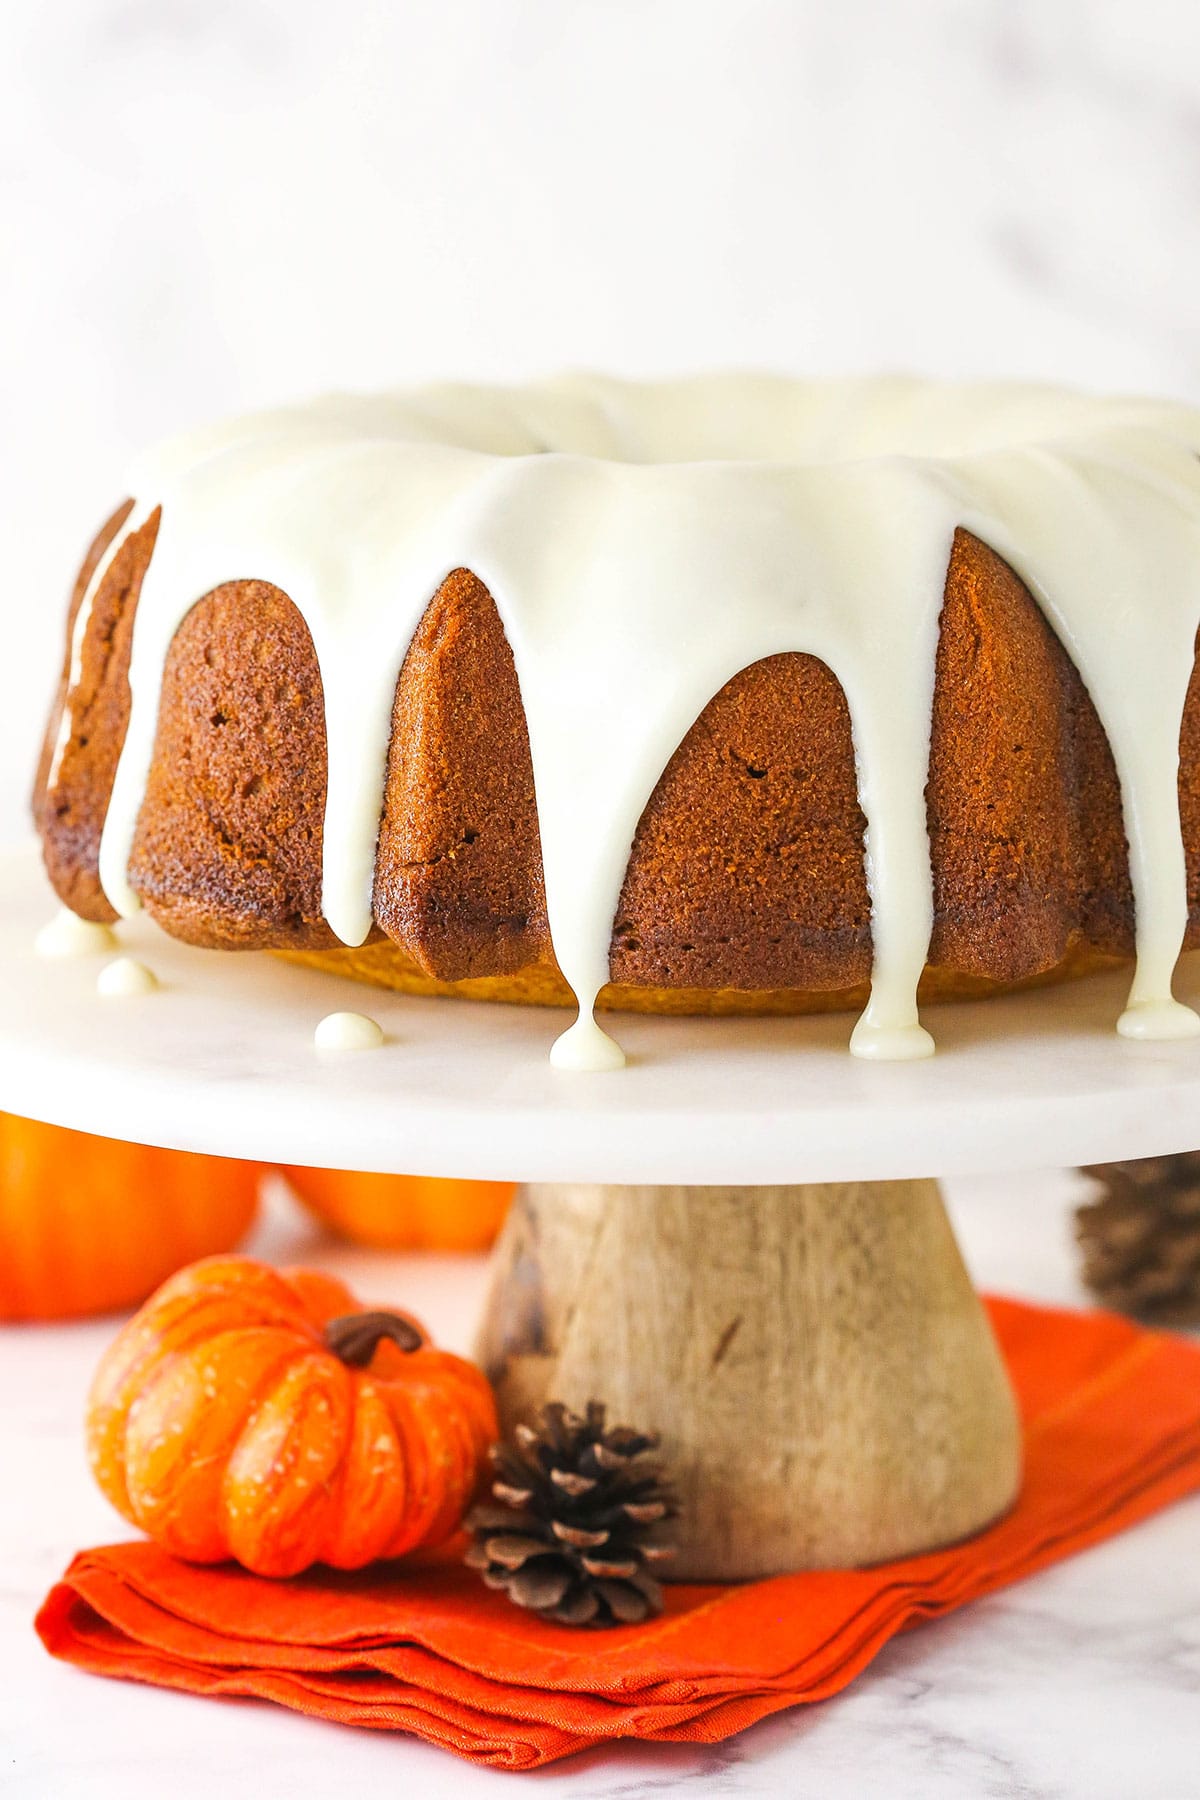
[3,1168,1198,1797]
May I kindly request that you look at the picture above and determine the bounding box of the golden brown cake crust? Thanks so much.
[277,932,1128,1016]
[127,580,339,950]
[35,504,157,923]
[372,567,550,980]
[35,513,1200,1012]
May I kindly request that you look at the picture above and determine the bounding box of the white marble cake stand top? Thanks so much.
[4,843,1200,1182]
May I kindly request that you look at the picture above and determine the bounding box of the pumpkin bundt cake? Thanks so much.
[33,375,1200,1069]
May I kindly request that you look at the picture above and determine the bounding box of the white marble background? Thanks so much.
[6,0,1200,838]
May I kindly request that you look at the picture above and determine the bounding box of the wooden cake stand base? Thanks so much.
[477,1179,1020,1579]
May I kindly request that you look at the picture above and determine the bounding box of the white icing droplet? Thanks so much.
[35,908,117,959]
[849,1017,937,1062]
[314,1010,385,1051]
[97,956,158,997]
[1116,997,1200,1040]
[550,1014,627,1072]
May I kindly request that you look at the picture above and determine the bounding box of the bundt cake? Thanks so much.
[33,374,1200,1070]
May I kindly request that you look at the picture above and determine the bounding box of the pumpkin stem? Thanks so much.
[323,1310,423,1367]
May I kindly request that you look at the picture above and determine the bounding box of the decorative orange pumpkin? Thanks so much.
[0,1114,260,1322]
[86,1256,499,1576]
[282,1166,514,1251]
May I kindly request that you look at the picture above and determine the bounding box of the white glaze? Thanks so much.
[96,955,158,997]
[314,1010,385,1051]
[549,1014,629,1073]
[34,907,117,959]
[50,375,1200,1068]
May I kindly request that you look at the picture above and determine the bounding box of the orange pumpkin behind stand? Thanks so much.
[282,1166,514,1251]
[0,1115,260,1322]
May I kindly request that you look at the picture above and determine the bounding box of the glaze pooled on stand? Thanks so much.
[34,909,117,961]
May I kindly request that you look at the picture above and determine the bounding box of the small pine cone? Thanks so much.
[1076,1156,1200,1325]
[465,1400,677,1627]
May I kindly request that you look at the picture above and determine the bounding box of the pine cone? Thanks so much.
[1076,1156,1200,1325]
[464,1400,676,1627]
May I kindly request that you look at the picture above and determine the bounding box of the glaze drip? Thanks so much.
[35,908,117,960]
[56,375,1200,1067]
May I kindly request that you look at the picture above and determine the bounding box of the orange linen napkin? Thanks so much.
[37,1298,1200,1771]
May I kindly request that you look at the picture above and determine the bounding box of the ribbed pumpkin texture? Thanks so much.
[282,1166,514,1250]
[86,1256,499,1576]
[0,1115,260,1322]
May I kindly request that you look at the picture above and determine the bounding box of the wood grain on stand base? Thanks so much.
[476,1180,1023,1580]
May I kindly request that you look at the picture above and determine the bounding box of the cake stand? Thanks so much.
[6,843,1200,1580]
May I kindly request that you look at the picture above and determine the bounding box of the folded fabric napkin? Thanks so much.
[37,1298,1200,1771]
